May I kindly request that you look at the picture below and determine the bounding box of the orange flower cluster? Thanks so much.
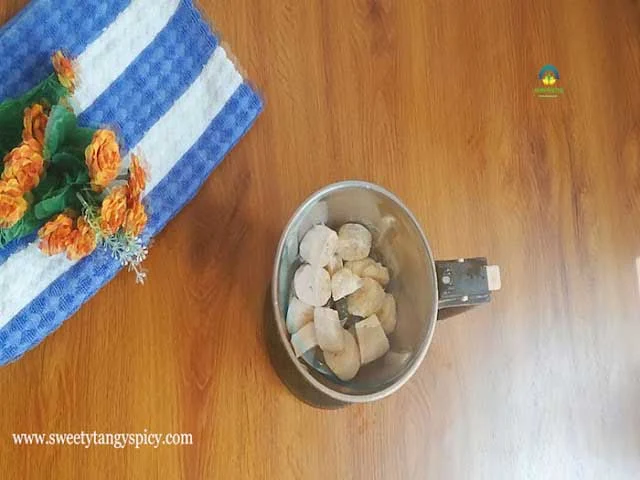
[124,154,148,237]
[124,200,147,237]
[66,218,97,260]
[23,103,48,148]
[38,213,74,255]
[100,186,128,235]
[2,50,149,276]
[0,104,49,228]
[3,140,44,192]
[36,154,148,259]
[0,179,28,228]
[38,213,97,260]
[85,130,121,191]
[52,51,75,92]
[99,155,148,238]
[127,154,147,200]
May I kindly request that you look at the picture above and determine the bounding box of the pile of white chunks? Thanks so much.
[287,223,397,381]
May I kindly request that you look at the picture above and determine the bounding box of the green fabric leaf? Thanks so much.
[57,146,86,161]
[0,100,25,158]
[51,151,83,170]
[64,169,90,186]
[66,127,95,151]
[0,73,93,246]
[33,186,73,220]
[0,210,45,248]
[50,151,90,186]
[31,171,62,201]
[30,74,69,106]
[0,74,69,159]
[43,105,77,159]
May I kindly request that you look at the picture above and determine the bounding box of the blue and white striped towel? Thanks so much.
[0,0,263,365]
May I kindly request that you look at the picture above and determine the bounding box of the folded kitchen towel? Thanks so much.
[0,0,262,365]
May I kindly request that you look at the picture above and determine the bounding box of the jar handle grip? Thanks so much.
[435,258,501,320]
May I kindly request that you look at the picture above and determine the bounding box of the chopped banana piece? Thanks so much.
[347,277,385,317]
[344,258,375,276]
[299,225,338,267]
[364,264,389,286]
[331,268,363,301]
[290,322,318,357]
[286,297,314,334]
[355,314,390,364]
[289,222,404,381]
[324,330,361,381]
[326,253,343,276]
[294,264,331,307]
[337,223,372,261]
[345,258,389,286]
[314,307,345,353]
[377,294,397,335]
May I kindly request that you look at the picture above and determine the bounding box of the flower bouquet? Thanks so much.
[0,52,149,282]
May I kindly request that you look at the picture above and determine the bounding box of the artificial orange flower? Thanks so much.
[66,217,97,260]
[2,140,45,192]
[22,104,48,149]
[123,200,147,237]
[52,51,75,92]
[127,154,146,202]
[99,186,128,235]
[38,213,75,255]
[85,129,121,191]
[0,179,28,228]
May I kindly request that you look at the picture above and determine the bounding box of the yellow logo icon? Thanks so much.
[541,73,556,86]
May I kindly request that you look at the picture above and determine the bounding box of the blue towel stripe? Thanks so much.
[78,0,218,151]
[0,0,131,99]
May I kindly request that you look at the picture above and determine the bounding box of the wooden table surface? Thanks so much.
[1,0,639,478]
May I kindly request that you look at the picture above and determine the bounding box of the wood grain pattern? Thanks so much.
[1,0,639,478]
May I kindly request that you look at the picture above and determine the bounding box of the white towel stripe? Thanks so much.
[0,47,241,327]
[71,0,181,114]
[136,47,242,193]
